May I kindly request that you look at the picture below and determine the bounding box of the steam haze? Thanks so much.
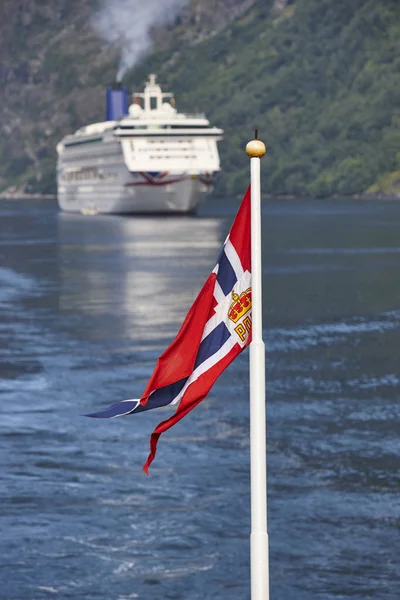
[92,0,190,81]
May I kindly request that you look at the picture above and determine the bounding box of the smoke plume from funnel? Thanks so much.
[92,0,189,81]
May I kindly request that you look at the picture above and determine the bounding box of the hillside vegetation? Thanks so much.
[0,0,399,198]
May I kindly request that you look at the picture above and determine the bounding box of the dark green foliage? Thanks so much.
[0,0,399,197]
[133,0,399,197]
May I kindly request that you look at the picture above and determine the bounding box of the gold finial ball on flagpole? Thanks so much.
[246,139,266,158]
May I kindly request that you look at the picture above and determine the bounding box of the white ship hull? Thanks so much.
[56,75,223,215]
[57,167,209,215]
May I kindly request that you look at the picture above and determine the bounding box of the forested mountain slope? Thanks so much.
[0,0,399,197]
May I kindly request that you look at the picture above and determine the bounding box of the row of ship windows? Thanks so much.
[117,125,208,130]
[130,140,195,148]
[145,155,198,160]
[147,139,193,143]
[65,149,121,158]
[133,151,201,155]
[60,170,118,182]
[130,147,211,153]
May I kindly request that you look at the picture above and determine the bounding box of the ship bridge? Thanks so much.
[127,74,205,121]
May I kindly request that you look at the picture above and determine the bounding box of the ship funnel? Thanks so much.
[106,84,128,121]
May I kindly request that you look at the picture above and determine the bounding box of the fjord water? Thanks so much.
[1,198,399,600]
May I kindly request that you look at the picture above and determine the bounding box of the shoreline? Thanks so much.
[264,194,400,201]
[0,193,57,200]
[1,192,399,201]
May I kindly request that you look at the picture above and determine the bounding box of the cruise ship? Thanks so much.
[56,75,223,214]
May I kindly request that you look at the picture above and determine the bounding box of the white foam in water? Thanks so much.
[113,562,136,575]
[347,374,400,389]
[284,247,400,255]
[267,312,400,353]
[0,267,37,304]
[0,374,49,392]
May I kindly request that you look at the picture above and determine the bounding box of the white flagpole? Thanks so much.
[246,132,269,600]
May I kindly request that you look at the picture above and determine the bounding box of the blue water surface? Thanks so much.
[1,197,400,599]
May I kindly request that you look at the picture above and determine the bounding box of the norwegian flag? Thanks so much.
[87,187,252,473]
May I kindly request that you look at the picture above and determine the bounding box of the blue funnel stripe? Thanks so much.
[106,87,128,121]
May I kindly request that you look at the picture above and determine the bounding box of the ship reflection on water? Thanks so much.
[3,198,400,599]
[56,212,222,347]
